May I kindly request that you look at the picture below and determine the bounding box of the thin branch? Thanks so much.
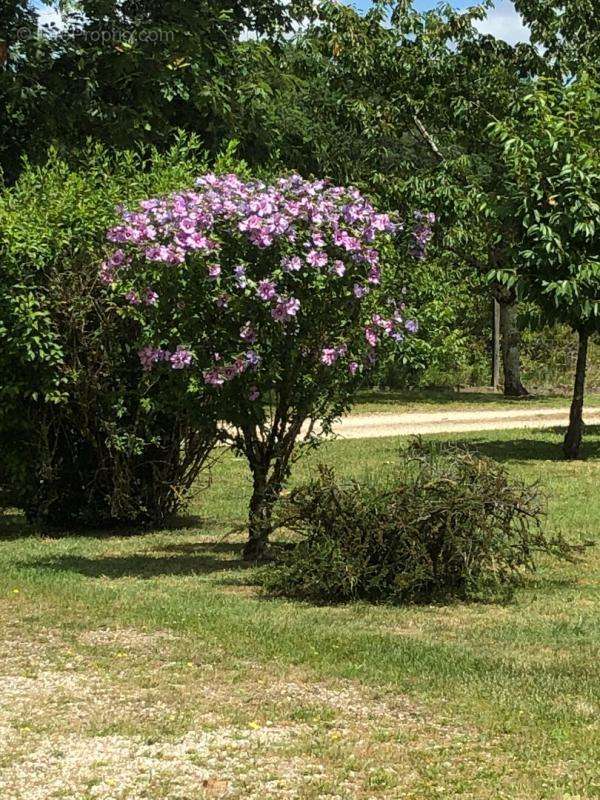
[413,114,445,162]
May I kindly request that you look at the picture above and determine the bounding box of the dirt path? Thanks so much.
[334,406,600,439]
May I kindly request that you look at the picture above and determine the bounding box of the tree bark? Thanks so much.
[563,328,589,460]
[492,299,501,390]
[498,293,529,397]
[243,469,274,562]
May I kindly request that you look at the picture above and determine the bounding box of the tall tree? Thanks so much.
[490,75,600,458]
[293,0,538,395]
[0,0,313,181]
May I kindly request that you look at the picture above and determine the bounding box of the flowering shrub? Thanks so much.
[105,172,419,558]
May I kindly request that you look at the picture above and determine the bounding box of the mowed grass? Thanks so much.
[352,387,600,414]
[1,427,600,798]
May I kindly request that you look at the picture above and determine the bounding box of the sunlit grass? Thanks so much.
[351,387,600,414]
[1,426,599,797]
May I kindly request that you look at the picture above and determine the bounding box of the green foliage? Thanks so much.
[514,0,600,75]
[0,137,218,525]
[263,441,571,604]
[373,252,489,388]
[0,1,313,182]
[489,75,600,333]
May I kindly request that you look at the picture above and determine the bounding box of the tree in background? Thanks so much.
[514,0,599,75]
[304,2,523,393]
[0,0,312,182]
[490,75,600,458]
[285,0,597,397]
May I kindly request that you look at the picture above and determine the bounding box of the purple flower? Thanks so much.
[367,266,381,285]
[365,327,378,347]
[410,211,435,260]
[306,249,328,268]
[125,290,140,306]
[405,319,419,333]
[249,386,260,401]
[110,249,126,267]
[142,289,159,306]
[138,346,170,371]
[348,361,359,375]
[234,265,247,287]
[208,263,221,279]
[170,347,193,369]
[203,369,224,386]
[321,347,339,366]
[145,245,170,262]
[257,279,277,301]
[362,248,380,266]
[245,350,261,367]
[282,255,302,273]
[332,260,346,276]
[353,284,368,299]
[179,217,196,234]
[187,233,212,251]
[271,296,300,323]
[99,262,117,285]
[138,346,156,371]
[140,198,160,210]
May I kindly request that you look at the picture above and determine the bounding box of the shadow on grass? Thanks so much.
[0,512,37,541]
[0,511,229,542]
[449,426,600,464]
[22,541,249,579]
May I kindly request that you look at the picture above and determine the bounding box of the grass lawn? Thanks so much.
[352,387,600,414]
[1,427,600,798]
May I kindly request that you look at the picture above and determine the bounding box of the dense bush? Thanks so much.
[264,442,573,603]
[0,138,219,526]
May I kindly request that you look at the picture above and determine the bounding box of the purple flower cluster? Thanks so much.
[271,296,300,323]
[138,345,193,371]
[104,172,397,282]
[102,172,418,384]
[202,349,261,388]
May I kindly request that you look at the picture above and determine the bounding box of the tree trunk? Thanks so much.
[492,298,501,390]
[563,328,589,460]
[498,296,529,397]
[243,470,273,562]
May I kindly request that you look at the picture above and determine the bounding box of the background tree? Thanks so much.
[490,75,600,458]
[0,0,313,182]
[288,0,562,396]
[514,0,600,75]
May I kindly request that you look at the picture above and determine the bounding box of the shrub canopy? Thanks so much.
[103,171,423,556]
[0,138,219,524]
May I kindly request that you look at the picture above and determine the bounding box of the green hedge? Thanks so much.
[0,137,218,526]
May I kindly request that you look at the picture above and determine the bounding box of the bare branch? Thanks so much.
[413,115,445,162]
